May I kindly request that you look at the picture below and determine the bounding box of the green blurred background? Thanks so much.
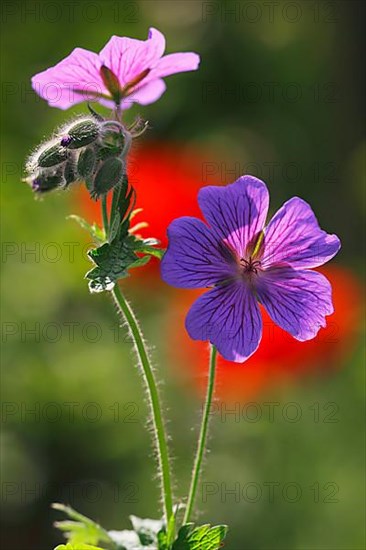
[1,1,365,549]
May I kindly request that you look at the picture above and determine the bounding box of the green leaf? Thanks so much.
[52,503,112,547]
[157,528,169,550]
[172,523,228,550]
[132,237,165,260]
[86,225,144,293]
[68,214,105,243]
[54,544,104,550]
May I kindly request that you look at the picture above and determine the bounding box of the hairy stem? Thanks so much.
[184,345,218,524]
[101,195,109,238]
[112,284,174,524]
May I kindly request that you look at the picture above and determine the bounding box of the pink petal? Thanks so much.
[150,52,200,79]
[99,27,166,87]
[122,79,167,108]
[31,48,104,110]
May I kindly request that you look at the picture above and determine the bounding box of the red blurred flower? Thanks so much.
[165,266,363,400]
[75,140,217,281]
[76,140,217,243]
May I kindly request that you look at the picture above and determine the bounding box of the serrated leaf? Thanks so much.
[68,214,105,243]
[86,234,141,293]
[172,523,228,550]
[52,503,112,547]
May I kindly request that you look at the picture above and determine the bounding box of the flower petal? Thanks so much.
[256,267,334,341]
[150,52,200,79]
[185,283,262,362]
[198,176,269,257]
[161,217,236,289]
[262,197,341,269]
[31,48,104,109]
[122,79,167,108]
[99,27,166,87]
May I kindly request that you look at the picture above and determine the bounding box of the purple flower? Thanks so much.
[161,176,341,363]
[31,28,200,110]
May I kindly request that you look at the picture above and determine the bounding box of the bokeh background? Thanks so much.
[1,1,365,549]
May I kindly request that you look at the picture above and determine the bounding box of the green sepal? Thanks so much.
[100,65,123,105]
[87,103,105,122]
[172,523,228,550]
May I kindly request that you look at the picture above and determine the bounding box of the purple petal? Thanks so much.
[31,48,104,109]
[198,176,269,258]
[149,52,200,79]
[185,283,262,362]
[256,267,334,341]
[99,28,166,87]
[262,197,341,269]
[122,79,167,108]
[161,217,237,288]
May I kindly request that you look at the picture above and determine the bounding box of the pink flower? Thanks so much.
[31,28,200,110]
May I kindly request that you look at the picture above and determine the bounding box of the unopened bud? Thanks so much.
[31,171,64,193]
[62,118,100,149]
[37,144,68,168]
[92,157,124,198]
[77,147,96,178]
[64,159,78,186]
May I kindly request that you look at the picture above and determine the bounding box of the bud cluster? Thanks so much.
[25,115,127,199]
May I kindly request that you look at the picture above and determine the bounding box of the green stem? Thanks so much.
[184,345,218,524]
[112,284,174,524]
[101,195,109,238]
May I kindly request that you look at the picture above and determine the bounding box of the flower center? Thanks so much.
[240,256,262,275]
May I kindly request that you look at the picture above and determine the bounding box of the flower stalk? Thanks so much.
[184,345,218,524]
[111,284,174,525]
[99,177,174,529]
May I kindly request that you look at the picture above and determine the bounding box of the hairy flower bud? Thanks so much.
[77,147,97,178]
[31,170,64,193]
[91,157,124,198]
[61,118,100,149]
[37,143,68,168]
[64,159,78,186]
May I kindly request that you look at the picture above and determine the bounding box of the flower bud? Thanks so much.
[37,144,68,168]
[77,147,96,178]
[31,171,64,193]
[61,118,100,149]
[64,159,78,186]
[92,157,124,198]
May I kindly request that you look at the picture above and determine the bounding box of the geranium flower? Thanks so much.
[31,28,200,110]
[166,266,362,399]
[161,176,341,363]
